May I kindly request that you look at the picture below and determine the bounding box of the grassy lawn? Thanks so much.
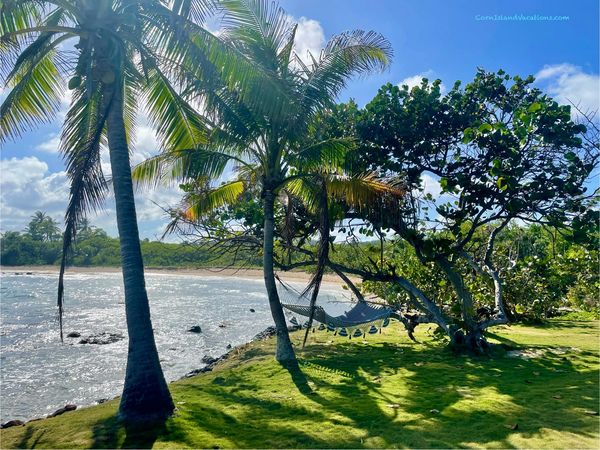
[1,319,598,449]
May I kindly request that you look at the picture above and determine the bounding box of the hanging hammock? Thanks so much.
[276,275,395,338]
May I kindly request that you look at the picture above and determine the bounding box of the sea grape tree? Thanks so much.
[340,69,598,350]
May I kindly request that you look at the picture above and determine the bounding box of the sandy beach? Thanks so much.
[1,265,352,285]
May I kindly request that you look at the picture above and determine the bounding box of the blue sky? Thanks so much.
[1,0,599,239]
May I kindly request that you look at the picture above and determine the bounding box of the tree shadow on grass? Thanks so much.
[90,415,166,449]
[293,338,599,447]
[74,326,599,448]
[15,426,46,449]
[281,359,313,395]
[166,334,598,448]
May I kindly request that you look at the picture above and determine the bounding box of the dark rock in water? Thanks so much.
[226,344,232,350]
[48,404,76,418]
[202,355,217,365]
[253,326,277,341]
[249,308,255,313]
[26,272,33,275]
[96,398,109,404]
[1,419,24,429]
[79,332,123,345]
[67,331,81,338]
[218,323,226,328]
[185,366,213,378]
[187,325,202,333]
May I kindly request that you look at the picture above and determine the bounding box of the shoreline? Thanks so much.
[1,265,353,285]
[1,324,281,427]
[0,265,353,423]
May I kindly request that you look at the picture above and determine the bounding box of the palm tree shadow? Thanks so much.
[280,360,313,395]
[91,415,166,449]
[15,426,46,449]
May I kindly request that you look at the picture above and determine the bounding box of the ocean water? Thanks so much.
[0,271,348,422]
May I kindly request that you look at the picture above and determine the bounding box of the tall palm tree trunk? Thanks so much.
[106,84,174,423]
[263,190,296,363]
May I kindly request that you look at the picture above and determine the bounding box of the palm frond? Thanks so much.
[122,57,141,148]
[326,173,404,210]
[132,147,238,186]
[0,0,44,64]
[277,23,297,73]
[171,0,216,25]
[57,85,109,341]
[284,177,321,213]
[0,42,66,141]
[292,137,355,172]
[300,30,392,113]
[142,67,209,151]
[220,0,293,58]
[144,1,292,121]
[184,179,246,219]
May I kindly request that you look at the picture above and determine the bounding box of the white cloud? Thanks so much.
[0,156,49,188]
[421,173,442,198]
[293,17,326,65]
[0,157,69,230]
[200,12,325,67]
[0,152,182,239]
[399,70,447,94]
[35,133,62,153]
[535,63,600,117]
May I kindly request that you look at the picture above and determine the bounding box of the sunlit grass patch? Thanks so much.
[1,319,598,449]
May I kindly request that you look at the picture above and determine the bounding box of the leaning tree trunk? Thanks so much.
[437,258,488,352]
[106,84,174,423]
[263,190,296,363]
[302,179,329,348]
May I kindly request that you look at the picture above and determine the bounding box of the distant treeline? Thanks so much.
[0,213,261,268]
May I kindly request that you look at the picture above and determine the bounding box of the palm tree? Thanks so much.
[25,211,61,241]
[0,0,222,423]
[133,0,393,363]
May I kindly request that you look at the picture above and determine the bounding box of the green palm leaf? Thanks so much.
[58,85,109,341]
[326,174,404,209]
[142,67,209,151]
[0,39,66,141]
[132,147,240,186]
[292,137,355,172]
[300,30,392,114]
[184,180,246,220]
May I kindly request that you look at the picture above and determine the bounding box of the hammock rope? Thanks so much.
[276,274,396,338]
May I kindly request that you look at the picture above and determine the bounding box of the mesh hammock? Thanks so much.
[276,275,394,338]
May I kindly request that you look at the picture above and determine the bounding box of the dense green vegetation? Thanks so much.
[1,319,598,448]
[356,225,599,321]
[0,216,261,268]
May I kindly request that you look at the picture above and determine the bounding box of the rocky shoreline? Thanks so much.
[181,325,290,378]
[0,324,293,429]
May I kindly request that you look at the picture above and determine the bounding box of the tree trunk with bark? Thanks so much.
[262,190,296,363]
[437,258,490,352]
[106,84,174,424]
[302,179,329,348]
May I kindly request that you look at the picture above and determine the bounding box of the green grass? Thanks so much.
[1,320,599,449]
